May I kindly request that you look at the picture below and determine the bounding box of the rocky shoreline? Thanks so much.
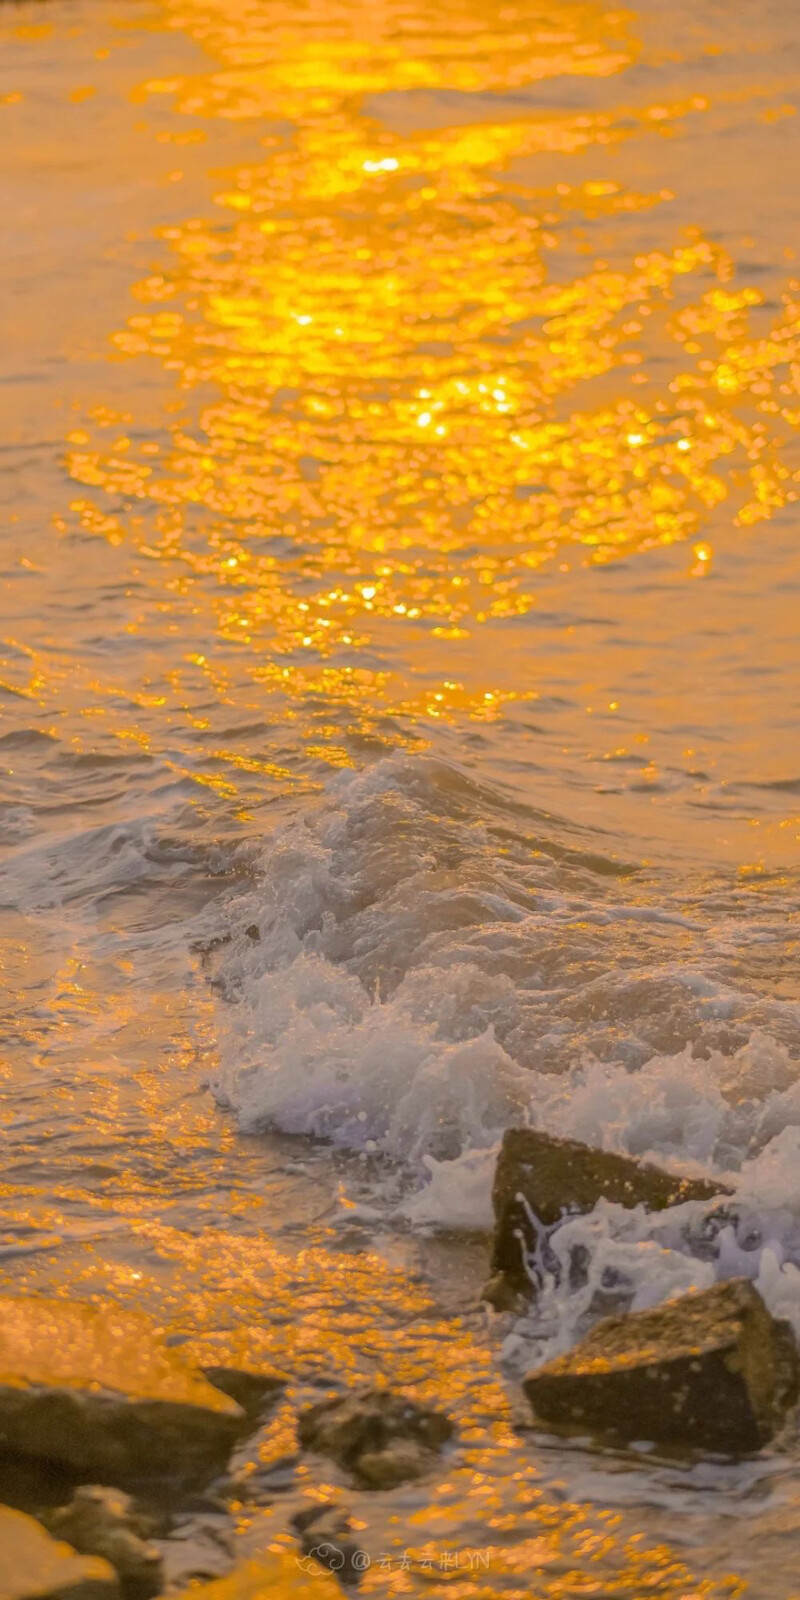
[3,1129,798,1598]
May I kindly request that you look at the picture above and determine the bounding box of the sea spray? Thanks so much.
[208,755,800,1337]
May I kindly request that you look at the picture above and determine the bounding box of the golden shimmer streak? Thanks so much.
[65,0,800,734]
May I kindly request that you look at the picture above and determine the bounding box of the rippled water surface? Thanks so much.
[2,0,800,1592]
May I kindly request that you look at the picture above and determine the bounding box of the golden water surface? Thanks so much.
[2,0,800,855]
[1,0,800,1594]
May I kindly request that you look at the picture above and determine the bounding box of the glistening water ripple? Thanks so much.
[1,0,800,1593]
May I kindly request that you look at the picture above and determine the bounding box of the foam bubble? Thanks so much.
[208,754,800,1334]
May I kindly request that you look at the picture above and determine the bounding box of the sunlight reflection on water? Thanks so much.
[1,0,800,1593]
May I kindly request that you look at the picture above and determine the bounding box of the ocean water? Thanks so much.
[2,0,800,1591]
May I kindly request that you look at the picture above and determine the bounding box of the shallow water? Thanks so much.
[2,0,800,1592]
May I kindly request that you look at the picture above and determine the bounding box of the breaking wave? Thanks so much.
[209,753,800,1335]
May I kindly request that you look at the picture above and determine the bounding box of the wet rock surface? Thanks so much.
[155,1508,234,1592]
[43,1488,163,1598]
[297,1386,454,1487]
[523,1278,799,1454]
[0,1298,243,1487]
[0,1504,119,1600]
[491,1128,727,1294]
[291,1499,366,1583]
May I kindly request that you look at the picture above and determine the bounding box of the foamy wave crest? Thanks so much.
[503,1122,800,1360]
[212,949,532,1164]
[209,754,800,1322]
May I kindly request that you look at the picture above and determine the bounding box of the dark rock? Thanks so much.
[0,1451,75,1517]
[356,1438,431,1488]
[43,1488,162,1599]
[291,1501,367,1584]
[491,1128,728,1295]
[523,1278,799,1454]
[297,1386,453,1488]
[200,1365,284,1418]
[0,1503,119,1600]
[0,1297,244,1488]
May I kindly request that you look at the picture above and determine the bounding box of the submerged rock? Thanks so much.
[523,1278,799,1454]
[156,1508,234,1590]
[0,1297,243,1487]
[491,1128,727,1295]
[0,1504,119,1600]
[297,1386,453,1488]
[291,1499,366,1583]
[44,1487,163,1598]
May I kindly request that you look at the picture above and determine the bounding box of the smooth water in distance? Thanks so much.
[1,0,800,1592]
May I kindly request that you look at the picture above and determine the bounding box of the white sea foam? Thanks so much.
[209,753,800,1334]
[0,813,193,915]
